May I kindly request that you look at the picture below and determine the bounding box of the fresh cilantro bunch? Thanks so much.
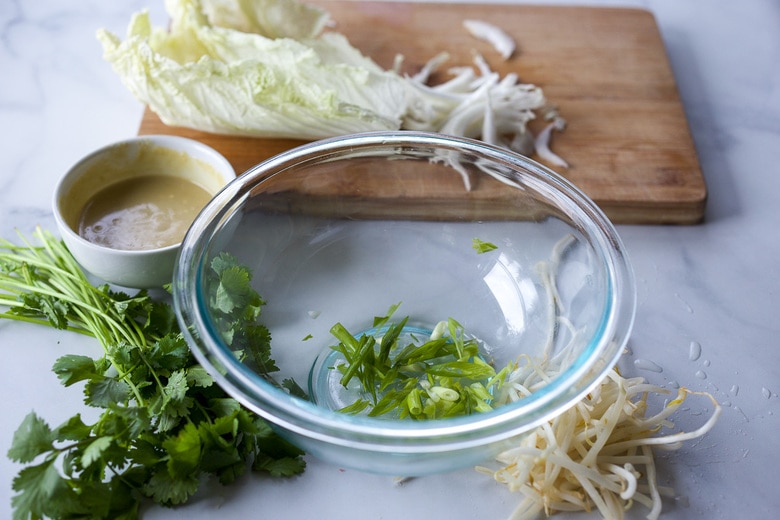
[0,228,305,520]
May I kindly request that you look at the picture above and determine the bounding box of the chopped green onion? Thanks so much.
[327,303,509,420]
[472,238,498,254]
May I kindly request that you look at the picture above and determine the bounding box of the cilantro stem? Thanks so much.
[0,310,93,336]
[0,276,121,340]
[1,230,154,402]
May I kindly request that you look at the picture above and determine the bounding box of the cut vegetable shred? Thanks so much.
[463,19,516,60]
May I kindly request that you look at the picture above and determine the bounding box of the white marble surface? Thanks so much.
[1,0,779,518]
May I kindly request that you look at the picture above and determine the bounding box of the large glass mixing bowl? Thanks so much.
[173,131,635,476]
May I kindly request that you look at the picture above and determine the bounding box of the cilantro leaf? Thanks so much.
[186,364,215,388]
[243,324,277,374]
[7,412,55,463]
[101,404,152,441]
[164,422,202,478]
[85,377,132,408]
[11,459,74,520]
[55,414,92,441]
[214,265,263,316]
[154,369,194,432]
[209,251,239,275]
[110,290,152,321]
[81,436,114,468]
[282,378,309,399]
[210,253,264,318]
[147,335,191,371]
[144,299,178,337]
[208,397,243,418]
[16,292,70,329]
[52,354,99,386]
[143,469,200,506]
[254,454,307,477]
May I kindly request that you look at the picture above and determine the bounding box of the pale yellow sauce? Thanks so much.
[78,175,212,250]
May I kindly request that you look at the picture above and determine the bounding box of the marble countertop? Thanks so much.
[1,0,778,518]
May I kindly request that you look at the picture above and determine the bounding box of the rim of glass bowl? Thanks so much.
[173,131,636,454]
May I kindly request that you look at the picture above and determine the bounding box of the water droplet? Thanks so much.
[674,495,690,508]
[688,341,702,361]
[734,405,749,422]
[722,400,732,407]
[730,385,740,396]
[308,310,321,319]
[695,370,707,380]
[675,293,694,313]
[703,359,711,367]
[668,380,680,389]
[634,358,663,373]
[762,387,772,399]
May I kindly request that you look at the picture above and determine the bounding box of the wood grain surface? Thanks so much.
[138,1,706,224]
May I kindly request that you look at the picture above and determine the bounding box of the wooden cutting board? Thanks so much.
[138,1,706,225]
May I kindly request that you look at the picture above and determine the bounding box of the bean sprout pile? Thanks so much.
[477,368,720,519]
[474,234,720,519]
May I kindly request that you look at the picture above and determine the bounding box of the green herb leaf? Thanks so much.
[186,365,215,388]
[254,455,308,478]
[147,335,191,371]
[244,324,276,374]
[159,370,194,426]
[52,354,99,386]
[11,459,73,520]
[143,469,200,506]
[18,292,70,329]
[164,422,202,478]
[55,414,92,442]
[81,436,114,468]
[472,238,498,254]
[210,253,264,319]
[7,412,55,463]
[282,378,309,400]
[86,377,133,408]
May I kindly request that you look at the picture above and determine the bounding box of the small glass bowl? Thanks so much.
[173,131,636,476]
